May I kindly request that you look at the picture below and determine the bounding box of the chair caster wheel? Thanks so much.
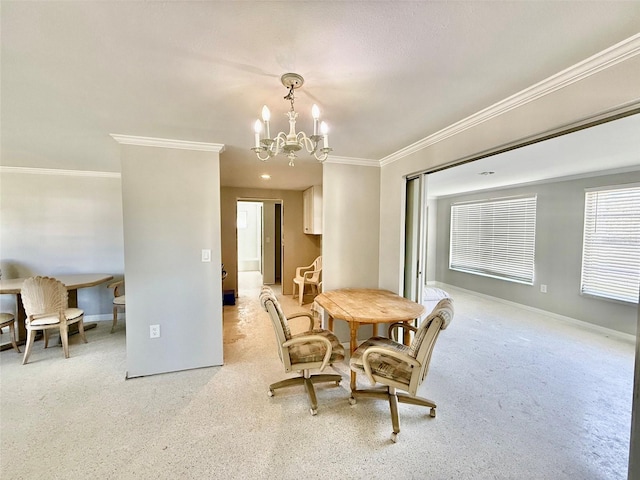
[310,408,317,416]
[430,407,436,418]
[349,396,357,405]
[390,432,398,443]
[268,389,274,397]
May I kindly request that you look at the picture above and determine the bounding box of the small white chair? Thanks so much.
[292,256,322,306]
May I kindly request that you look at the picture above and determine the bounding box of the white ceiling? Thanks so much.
[428,112,640,198]
[2,1,640,192]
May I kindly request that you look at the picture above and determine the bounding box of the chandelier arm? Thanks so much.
[297,134,318,154]
[313,148,331,163]
[254,148,272,162]
[269,133,287,155]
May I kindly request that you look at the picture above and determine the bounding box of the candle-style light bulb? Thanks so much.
[261,105,271,122]
[261,105,271,139]
[320,121,329,148]
[312,104,320,136]
[254,119,262,148]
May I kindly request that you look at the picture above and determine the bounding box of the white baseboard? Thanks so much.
[85,314,125,323]
[432,281,636,344]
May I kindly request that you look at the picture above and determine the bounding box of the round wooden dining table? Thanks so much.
[313,288,426,390]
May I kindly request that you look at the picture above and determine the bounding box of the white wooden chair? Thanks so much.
[292,256,322,306]
[107,279,125,333]
[0,313,20,353]
[20,276,87,364]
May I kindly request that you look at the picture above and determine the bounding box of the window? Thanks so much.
[449,195,537,284]
[581,184,640,304]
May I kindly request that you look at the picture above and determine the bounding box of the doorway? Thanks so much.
[236,200,283,297]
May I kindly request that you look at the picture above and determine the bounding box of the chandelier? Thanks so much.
[252,73,332,166]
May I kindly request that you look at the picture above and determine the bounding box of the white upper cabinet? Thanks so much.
[303,185,322,235]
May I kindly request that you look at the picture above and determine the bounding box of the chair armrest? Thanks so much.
[283,334,333,371]
[108,280,125,297]
[388,322,417,341]
[286,311,315,331]
[302,269,319,280]
[361,346,420,385]
[295,263,314,277]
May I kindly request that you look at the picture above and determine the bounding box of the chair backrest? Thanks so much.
[21,276,68,322]
[260,286,291,340]
[407,297,454,395]
[259,286,292,367]
[308,256,322,283]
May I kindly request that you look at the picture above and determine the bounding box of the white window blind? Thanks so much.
[581,185,640,304]
[450,195,537,284]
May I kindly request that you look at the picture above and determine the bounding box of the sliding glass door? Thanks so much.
[403,174,428,303]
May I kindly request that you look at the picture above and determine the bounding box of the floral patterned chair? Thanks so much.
[349,297,454,442]
[260,285,344,415]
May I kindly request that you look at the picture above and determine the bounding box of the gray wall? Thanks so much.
[120,144,223,377]
[434,170,640,335]
[0,169,124,317]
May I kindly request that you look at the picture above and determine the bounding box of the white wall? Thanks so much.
[120,142,223,377]
[0,169,124,318]
[322,162,381,341]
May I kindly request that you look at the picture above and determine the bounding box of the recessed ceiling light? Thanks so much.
[260,174,271,180]
[479,171,495,176]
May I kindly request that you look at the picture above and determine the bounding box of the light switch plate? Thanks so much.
[201,249,211,262]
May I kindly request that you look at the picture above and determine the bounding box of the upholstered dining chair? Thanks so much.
[260,285,344,415]
[349,297,454,442]
[0,312,20,353]
[107,279,125,333]
[292,255,322,306]
[20,276,87,364]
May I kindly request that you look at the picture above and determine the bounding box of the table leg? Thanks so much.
[16,293,26,342]
[67,288,97,335]
[350,321,359,391]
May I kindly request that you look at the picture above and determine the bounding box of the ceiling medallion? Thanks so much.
[252,73,332,166]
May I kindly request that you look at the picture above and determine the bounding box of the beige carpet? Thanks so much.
[0,276,634,479]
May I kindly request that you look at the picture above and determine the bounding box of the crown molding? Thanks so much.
[0,166,120,178]
[324,155,380,167]
[380,33,640,167]
[110,134,226,153]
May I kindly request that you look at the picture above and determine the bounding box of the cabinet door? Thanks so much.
[303,188,313,234]
[303,186,322,234]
